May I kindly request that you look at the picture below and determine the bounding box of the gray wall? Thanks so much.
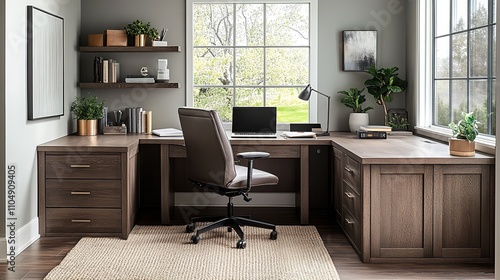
[80,0,408,132]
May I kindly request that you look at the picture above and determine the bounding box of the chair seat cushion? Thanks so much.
[226,165,279,189]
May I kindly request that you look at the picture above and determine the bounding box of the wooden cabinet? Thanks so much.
[38,136,140,239]
[332,134,494,263]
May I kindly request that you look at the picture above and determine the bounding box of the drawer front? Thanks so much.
[46,179,121,208]
[343,182,361,222]
[342,206,361,251]
[45,208,121,234]
[343,155,361,194]
[46,154,121,179]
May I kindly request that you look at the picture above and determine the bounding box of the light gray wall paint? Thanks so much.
[80,0,407,132]
[5,0,80,254]
[0,0,6,262]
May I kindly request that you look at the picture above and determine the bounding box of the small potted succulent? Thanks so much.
[448,111,479,156]
[338,87,373,133]
[70,94,105,136]
[124,20,158,46]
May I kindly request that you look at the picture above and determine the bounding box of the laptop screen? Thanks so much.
[232,107,277,133]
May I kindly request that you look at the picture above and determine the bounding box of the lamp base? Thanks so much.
[316,131,330,136]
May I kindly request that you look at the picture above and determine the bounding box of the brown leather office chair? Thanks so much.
[178,107,279,249]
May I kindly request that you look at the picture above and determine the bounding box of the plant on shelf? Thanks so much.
[70,93,105,136]
[124,20,158,46]
[338,87,373,133]
[387,113,409,131]
[364,65,408,125]
[448,111,479,156]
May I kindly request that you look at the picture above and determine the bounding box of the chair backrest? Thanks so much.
[178,107,236,188]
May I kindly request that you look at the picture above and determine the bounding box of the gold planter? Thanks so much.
[134,34,146,46]
[77,120,98,136]
[449,138,475,157]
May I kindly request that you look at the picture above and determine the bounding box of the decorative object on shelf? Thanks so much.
[448,111,479,157]
[387,108,409,131]
[152,28,168,46]
[343,30,377,72]
[140,66,149,76]
[88,34,104,46]
[364,65,408,126]
[27,6,64,120]
[338,87,373,133]
[124,20,158,46]
[298,84,331,136]
[105,30,127,46]
[70,94,105,136]
[156,59,169,82]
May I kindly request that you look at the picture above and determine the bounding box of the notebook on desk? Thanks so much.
[231,106,277,138]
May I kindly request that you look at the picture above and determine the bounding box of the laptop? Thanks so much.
[231,107,277,138]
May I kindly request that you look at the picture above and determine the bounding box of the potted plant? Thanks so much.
[448,111,479,156]
[70,94,105,136]
[124,20,158,46]
[364,65,408,125]
[338,87,373,132]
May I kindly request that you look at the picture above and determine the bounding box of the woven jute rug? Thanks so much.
[44,225,340,280]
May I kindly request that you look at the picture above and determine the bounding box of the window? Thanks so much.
[186,0,317,123]
[432,0,496,136]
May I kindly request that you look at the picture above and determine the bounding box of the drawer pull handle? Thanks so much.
[345,218,355,225]
[70,164,90,168]
[71,219,91,223]
[344,192,355,199]
[71,191,91,195]
[344,167,353,173]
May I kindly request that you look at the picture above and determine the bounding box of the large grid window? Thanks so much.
[187,0,316,122]
[433,0,496,136]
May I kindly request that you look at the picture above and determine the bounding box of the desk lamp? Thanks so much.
[298,84,331,136]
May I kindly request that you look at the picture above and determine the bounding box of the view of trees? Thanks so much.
[434,0,496,135]
[192,3,310,122]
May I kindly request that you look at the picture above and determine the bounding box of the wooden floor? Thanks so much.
[0,207,494,280]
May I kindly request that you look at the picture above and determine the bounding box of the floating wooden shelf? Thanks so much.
[78,82,181,89]
[78,46,181,52]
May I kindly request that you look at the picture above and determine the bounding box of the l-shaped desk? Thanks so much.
[37,132,495,263]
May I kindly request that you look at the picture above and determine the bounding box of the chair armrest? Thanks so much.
[236,152,270,160]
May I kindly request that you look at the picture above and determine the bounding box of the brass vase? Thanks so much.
[77,120,98,136]
[134,34,146,46]
[449,138,475,157]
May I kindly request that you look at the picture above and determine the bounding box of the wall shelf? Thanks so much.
[78,46,181,52]
[78,82,180,89]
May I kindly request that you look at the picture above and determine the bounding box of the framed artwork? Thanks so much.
[27,6,64,120]
[342,30,377,72]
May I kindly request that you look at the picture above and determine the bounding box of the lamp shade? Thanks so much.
[298,84,312,101]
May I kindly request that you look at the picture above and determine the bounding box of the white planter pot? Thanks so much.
[349,113,369,133]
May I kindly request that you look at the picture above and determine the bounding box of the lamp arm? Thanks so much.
[311,89,330,132]
[311,88,330,99]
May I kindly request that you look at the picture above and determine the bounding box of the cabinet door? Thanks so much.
[333,148,343,222]
[371,165,433,258]
[433,165,491,259]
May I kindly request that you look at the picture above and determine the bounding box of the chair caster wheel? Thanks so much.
[236,239,246,249]
[270,230,278,240]
[186,223,195,233]
[191,235,200,244]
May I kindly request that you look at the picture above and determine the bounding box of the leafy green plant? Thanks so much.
[124,20,158,39]
[448,111,480,142]
[364,65,408,125]
[70,94,105,120]
[388,113,409,130]
[338,87,373,113]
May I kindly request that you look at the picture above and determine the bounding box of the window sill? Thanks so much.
[414,126,495,155]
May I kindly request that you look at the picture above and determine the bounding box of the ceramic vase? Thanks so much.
[349,113,369,133]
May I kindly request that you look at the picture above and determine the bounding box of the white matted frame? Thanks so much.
[27,6,64,120]
[342,30,377,72]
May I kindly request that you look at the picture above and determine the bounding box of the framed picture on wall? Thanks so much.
[27,6,64,120]
[342,30,377,72]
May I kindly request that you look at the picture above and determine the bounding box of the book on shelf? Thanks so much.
[102,59,109,83]
[359,125,392,132]
[125,75,155,83]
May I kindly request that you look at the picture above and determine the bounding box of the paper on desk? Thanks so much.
[281,131,316,138]
[152,128,183,137]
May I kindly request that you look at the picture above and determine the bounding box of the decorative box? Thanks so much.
[88,34,104,47]
[105,30,127,46]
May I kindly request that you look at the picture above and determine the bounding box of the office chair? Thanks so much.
[178,107,279,249]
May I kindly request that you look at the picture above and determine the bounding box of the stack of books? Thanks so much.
[94,57,120,83]
[125,75,155,83]
[357,125,391,139]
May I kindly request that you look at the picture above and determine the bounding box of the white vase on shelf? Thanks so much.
[349,113,369,133]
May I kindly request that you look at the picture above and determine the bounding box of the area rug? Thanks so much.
[44,225,340,280]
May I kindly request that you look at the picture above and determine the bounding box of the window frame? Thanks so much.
[186,0,319,126]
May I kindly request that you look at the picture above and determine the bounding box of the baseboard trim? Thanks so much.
[174,192,295,207]
[15,218,40,256]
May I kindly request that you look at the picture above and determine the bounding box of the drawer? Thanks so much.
[46,179,121,208]
[45,208,121,234]
[342,206,361,251]
[342,181,361,222]
[343,155,361,194]
[45,154,121,179]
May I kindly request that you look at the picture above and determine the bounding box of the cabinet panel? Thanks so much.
[371,165,433,258]
[343,155,361,194]
[333,148,343,221]
[342,206,361,251]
